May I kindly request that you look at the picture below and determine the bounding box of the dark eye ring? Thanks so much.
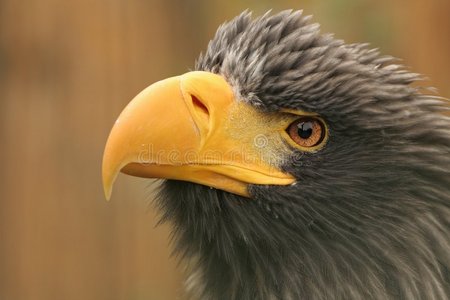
[286,117,326,148]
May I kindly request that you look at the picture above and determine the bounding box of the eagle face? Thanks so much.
[103,11,450,300]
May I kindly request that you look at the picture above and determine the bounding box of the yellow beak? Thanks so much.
[102,71,295,199]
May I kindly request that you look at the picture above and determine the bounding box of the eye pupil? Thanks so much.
[297,122,313,139]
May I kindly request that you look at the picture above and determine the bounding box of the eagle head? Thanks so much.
[102,11,450,299]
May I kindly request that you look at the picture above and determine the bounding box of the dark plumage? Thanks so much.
[155,11,450,300]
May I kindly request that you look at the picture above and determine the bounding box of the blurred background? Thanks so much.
[0,0,449,299]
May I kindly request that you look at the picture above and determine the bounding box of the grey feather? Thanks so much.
[157,10,450,300]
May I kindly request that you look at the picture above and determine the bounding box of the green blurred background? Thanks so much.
[0,0,449,299]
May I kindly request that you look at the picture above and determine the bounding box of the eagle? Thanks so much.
[102,10,450,300]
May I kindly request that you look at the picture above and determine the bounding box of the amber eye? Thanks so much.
[286,117,325,148]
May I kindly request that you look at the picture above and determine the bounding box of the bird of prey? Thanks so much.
[102,10,450,300]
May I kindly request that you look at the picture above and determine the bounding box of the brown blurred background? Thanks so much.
[0,0,449,299]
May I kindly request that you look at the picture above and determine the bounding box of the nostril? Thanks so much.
[191,94,210,125]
